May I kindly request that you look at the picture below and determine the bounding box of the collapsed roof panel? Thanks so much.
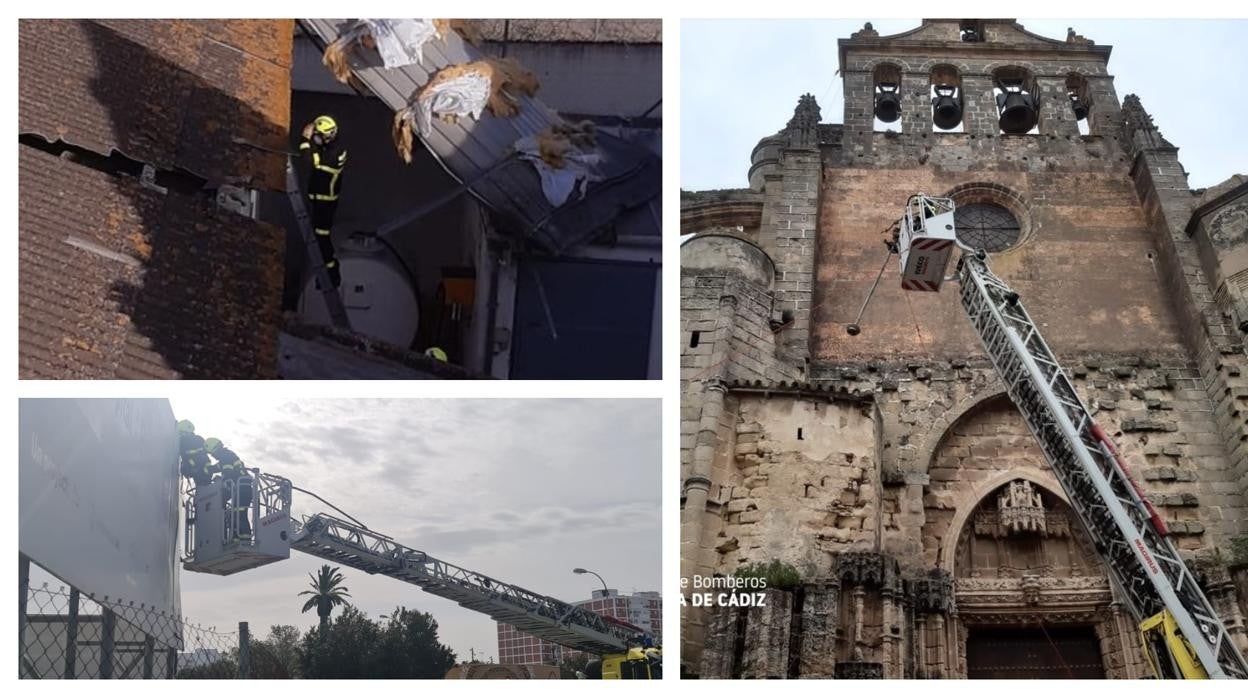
[299,19,660,254]
[18,19,292,190]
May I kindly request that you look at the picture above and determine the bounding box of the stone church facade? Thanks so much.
[680,19,1248,678]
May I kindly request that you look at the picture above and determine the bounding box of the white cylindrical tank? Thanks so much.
[298,234,421,348]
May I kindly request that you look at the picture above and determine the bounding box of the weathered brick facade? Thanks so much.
[681,19,1248,678]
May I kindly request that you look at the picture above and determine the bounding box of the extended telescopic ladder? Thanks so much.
[286,159,351,330]
[955,251,1248,679]
[290,513,631,655]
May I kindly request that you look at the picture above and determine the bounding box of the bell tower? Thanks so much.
[838,19,1122,154]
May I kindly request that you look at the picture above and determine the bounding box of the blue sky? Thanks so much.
[681,19,1248,190]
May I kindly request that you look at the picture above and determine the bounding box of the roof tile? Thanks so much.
[18,19,291,190]
[19,146,285,379]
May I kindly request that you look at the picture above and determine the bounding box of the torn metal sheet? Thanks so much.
[298,19,661,254]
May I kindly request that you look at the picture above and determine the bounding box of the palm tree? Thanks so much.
[299,565,351,630]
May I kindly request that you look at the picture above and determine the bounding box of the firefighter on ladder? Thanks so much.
[205,438,252,542]
[300,115,348,288]
[176,420,216,487]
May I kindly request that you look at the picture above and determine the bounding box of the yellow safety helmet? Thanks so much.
[176,419,195,434]
[313,115,339,140]
[425,347,448,362]
[204,438,223,453]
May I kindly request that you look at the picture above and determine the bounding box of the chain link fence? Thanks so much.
[19,557,267,679]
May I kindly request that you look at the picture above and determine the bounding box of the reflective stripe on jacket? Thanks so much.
[301,139,348,200]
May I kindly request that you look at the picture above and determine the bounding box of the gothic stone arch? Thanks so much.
[898,382,1007,479]
[934,471,1150,677]
[912,393,1152,678]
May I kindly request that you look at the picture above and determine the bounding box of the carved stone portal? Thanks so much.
[998,480,1046,535]
[948,478,1146,678]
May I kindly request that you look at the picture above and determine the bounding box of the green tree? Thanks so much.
[248,624,302,678]
[298,605,457,678]
[299,565,351,630]
[371,607,457,678]
[300,605,380,678]
[175,649,238,679]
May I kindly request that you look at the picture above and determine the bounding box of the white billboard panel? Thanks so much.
[19,399,181,641]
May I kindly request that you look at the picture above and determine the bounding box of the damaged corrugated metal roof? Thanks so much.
[18,19,290,378]
[299,19,661,255]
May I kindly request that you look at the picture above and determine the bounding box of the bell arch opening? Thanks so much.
[929,64,964,133]
[991,66,1039,135]
[872,63,903,133]
[1065,73,1092,136]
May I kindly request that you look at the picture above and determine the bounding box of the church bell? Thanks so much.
[931,85,962,129]
[1068,91,1090,121]
[996,83,1038,134]
[874,83,901,123]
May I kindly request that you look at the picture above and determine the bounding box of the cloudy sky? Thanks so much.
[160,398,660,662]
[682,19,1248,191]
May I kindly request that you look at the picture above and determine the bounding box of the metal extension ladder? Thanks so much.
[956,252,1248,679]
[290,513,632,654]
[286,158,351,330]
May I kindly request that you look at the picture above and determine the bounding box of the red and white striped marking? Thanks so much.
[911,238,953,251]
[902,279,939,292]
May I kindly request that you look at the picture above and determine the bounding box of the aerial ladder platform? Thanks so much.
[289,513,632,654]
[883,194,1248,679]
[180,472,637,658]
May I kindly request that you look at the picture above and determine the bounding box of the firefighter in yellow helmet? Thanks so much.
[300,115,347,288]
[176,420,216,487]
[205,437,252,541]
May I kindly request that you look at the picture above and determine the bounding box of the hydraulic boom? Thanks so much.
[181,473,645,662]
[289,513,632,654]
[895,193,1248,679]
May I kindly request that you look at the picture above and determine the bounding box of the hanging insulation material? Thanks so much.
[324,19,473,83]
[322,22,374,84]
[533,120,597,168]
[515,124,602,207]
[433,19,483,46]
[392,109,419,164]
[364,19,440,69]
[392,69,490,162]
[391,58,540,162]
[464,57,540,119]
[420,70,490,130]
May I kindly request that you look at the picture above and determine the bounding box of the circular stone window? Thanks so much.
[954,203,1022,252]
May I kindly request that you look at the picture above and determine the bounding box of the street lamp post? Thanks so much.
[572,567,609,596]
